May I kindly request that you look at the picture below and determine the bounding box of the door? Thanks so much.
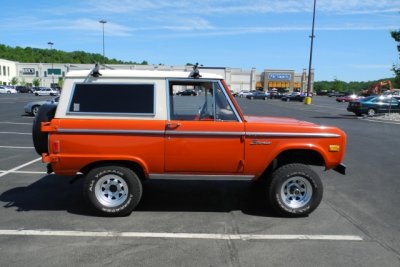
[165,80,244,173]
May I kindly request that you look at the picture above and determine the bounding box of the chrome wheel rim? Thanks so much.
[280,176,312,209]
[368,109,375,116]
[95,174,129,208]
[32,106,39,116]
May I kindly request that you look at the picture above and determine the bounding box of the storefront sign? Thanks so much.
[268,73,291,80]
[48,68,62,75]
[21,68,35,75]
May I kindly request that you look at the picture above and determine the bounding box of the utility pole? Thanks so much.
[47,41,54,88]
[99,20,107,63]
[305,0,316,105]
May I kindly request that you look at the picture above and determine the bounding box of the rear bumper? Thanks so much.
[334,163,346,175]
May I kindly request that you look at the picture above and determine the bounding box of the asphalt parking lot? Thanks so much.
[0,94,399,266]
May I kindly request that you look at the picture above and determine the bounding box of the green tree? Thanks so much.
[0,43,149,65]
[32,78,41,87]
[58,77,64,89]
[332,77,345,92]
[11,77,18,86]
[390,30,400,88]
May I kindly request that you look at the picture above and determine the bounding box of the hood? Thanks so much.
[244,115,317,126]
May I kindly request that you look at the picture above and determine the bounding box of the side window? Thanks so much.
[68,83,155,115]
[214,83,236,121]
[169,81,237,121]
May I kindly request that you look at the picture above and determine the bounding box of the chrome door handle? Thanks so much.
[166,122,181,129]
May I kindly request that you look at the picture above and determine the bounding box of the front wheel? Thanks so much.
[31,105,40,116]
[83,165,143,216]
[268,163,323,217]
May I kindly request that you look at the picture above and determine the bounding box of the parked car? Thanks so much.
[281,93,306,102]
[24,97,60,116]
[336,94,361,102]
[246,91,267,100]
[347,96,400,116]
[327,91,347,97]
[32,67,346,217]
[15,86,34,93]
[0,86,17,94]
[268,91,284,99]
[238,90,253,98]
[34,87,59,96]
[176,89,197,96]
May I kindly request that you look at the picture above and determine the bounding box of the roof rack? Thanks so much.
[90,63,102,77]
[189,63,202,79]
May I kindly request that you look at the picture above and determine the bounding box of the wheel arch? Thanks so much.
[261,149,325,179]
[80,160,147,181]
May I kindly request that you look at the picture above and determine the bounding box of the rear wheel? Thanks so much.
[83,165,143,217]
[367,108,376,116]
[268,163,323,217]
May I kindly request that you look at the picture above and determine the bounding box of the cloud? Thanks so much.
[0,17,132,37]
[82,0,400,15]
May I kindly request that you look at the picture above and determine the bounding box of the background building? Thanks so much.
[0,58,313,93]
[0,59,17,85]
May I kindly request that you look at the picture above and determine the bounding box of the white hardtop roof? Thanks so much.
[65,69,223,79]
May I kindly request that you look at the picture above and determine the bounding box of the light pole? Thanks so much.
[47,41,54,88]
[305,0,316,105]
[99,20,107,63]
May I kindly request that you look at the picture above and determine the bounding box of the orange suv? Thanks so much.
[33,66,346,217]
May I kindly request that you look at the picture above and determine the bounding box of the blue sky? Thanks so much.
[1,0,399,82]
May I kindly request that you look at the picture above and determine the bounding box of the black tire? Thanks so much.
[367,108,376,116]
[32,103,57,155]
[268,163,323,217]
[83,165,143,216]
[35,93,39,96]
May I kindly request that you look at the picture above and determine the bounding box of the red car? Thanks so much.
[336,94,360,102]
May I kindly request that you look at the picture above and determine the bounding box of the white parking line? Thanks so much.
[0,157,42,178]
[0,122,32,125]
[0,132,31,135]
[0,229,363,241]
[0,146,34,149]
[0,170,47,174]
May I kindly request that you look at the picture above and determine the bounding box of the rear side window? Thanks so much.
[68,83,155,115]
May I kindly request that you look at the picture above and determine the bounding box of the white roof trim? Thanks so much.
[65,69,223,79]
